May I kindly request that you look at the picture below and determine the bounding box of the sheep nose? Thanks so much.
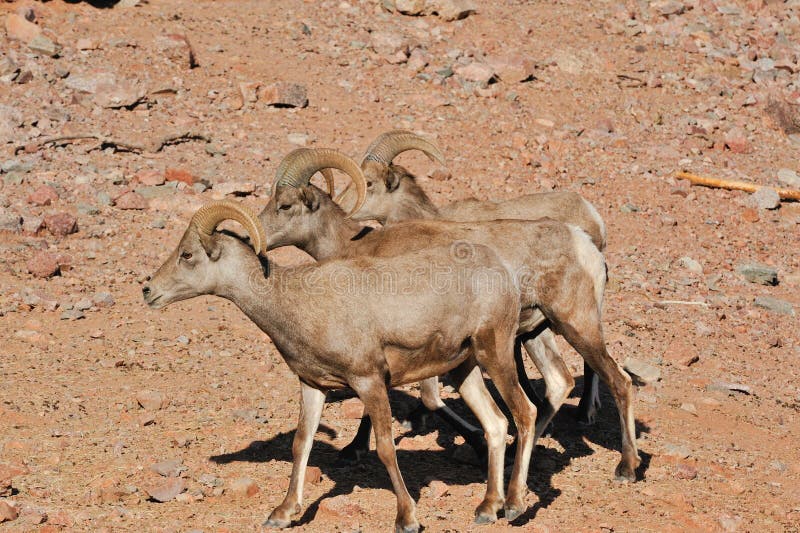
[142,286,151,298]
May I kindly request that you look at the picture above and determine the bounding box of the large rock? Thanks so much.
[145,478,185,502]
[736,262,778,285]
[0,501,18,523]
[395,0,426,15]
[28,185,59,206]
[44,212,78,236]
[5,13,41,43]
[26,251,62,278]
[115,191,149,210]
[260,82,308,108]
[0,209,22,233]
[156,34,197,69]
[429,0,477,20]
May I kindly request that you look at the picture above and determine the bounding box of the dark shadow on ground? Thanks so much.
[61,0,121,8]
[210,365,651,527]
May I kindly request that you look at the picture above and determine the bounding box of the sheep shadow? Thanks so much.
[210,367,650,526]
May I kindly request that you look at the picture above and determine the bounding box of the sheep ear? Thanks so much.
[299,186,320,212]
[199,233,223,261]
[385,166,403,192]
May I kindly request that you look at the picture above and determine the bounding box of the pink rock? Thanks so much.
[26,251,61,278]
[135,170,165,186]
[136,390,168,411]
[228,477,259,497]
[724,128,751,154]
[259,82,308,108]
[22,215,45,235]
[426,479,449,498]
[115,191,149,210]
[165,168,195,185]
[4,13,41,43]
[369,30,407,58]
[432,0,477,21]
[44,212,78,236]
[306,466,323,485]
[76,38,97,51]
[454,62,496,84]
[27,185,59,206]
[156,33,197,69]
[0,501,18,523]
[145,478,185,502]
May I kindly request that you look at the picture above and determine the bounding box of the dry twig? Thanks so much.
[676,171,800,201]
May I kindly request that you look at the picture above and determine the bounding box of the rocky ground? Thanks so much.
[1,0,800,531]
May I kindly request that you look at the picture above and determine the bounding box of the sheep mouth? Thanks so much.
[145,294,163,309]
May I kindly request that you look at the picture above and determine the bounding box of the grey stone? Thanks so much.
[754,296,795,316]
[777,168,800,188]
[678,256,703,274]
[60,308,85,320]
[151,217,166,229]
[28,35,60,57]
[93,292,115,307]
[623,357,661,385]
[150,458,184,477]
[707,382,751,395]
[750,187,780,210]
[176,335,190,345]
[0,209,22,233]
[96,191,112,206]
[76,203,100,215]
[736,262,778,285]
[75,299,93,311]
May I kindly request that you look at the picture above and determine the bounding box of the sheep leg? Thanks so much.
[521,329,574,441]
[448,360,508,524]
[553,307,640,482]
[337,413,372,465]
[352,375,419,533]
[264,382,325,529]
[576,363,601,425]
[474,329,536,523]
[418,376,487,459]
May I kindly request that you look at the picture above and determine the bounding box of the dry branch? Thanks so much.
[676,171,800,201]
[18,130,211,155]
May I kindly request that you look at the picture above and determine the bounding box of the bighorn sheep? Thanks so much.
[258,149,639,480]
[338,130,609,425]
[143,200,538,531]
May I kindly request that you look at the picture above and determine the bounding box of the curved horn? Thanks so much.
[190,200,267,256]
[274,148,366,217]
[320,168,335,197]
[361,130,446,167]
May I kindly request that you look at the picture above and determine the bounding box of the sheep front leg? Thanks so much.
[264,382,325,529]
[352,375,419,533]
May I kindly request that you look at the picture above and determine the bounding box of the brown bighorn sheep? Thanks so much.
[338,130,608,425]
[258,149,639,481]
[143,200,537,531]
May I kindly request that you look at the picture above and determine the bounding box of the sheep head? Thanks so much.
[259,148,367,250]
[143,201,265,309]
[337,130,445,222]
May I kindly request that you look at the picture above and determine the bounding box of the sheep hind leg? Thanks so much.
[521,328,574,441]
[418,376,487,460]
[336,413,372,466]
[553,306,640,481]
[474,329,536,522]
[576,363,601,425]
[448,360,508,524]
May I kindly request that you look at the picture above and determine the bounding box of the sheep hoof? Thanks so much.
[504,506,523,522]
[474,513,497,525]
[395,523,419,533]
[614,462,637,482]
[263,517,290,529]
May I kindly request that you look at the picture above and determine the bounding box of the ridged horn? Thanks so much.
[361,130,446,167]
[274,148,366,217]
[190,200,267,256]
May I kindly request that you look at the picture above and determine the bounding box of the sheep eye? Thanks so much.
[279,204,291,211]
[366,181,373,188]
[180,251,193,260]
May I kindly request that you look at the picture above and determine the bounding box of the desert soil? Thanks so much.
[1,0,800,531]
